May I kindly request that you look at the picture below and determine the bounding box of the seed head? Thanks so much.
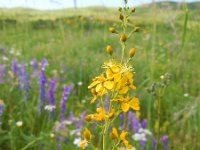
[129,48,136,57]
[106,45,113,55]
[120,34,127,42]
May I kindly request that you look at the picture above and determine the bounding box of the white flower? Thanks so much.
[44,105,56,111]
[50,133,55,138]
[138,128,152,136]
[132,133,146,141]
[77,81,83,86]
[73,138,82,147]
[63,120,73,125]
[2,56,8,61]
[16,52,21,56]
[70,129,81,136]
[81,99,86,103]
[160,75,164,80]
[132,128,152,141]
[16,121,23,127]
[184,93,189,97]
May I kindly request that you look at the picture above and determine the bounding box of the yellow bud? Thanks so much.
[119,14,124,21]
[131,8,136,13]
[83,128,92,141]
[84,115,92,122]
[120,34,127,42]
[106,45,113,55]
[129,48,136,57]
[109,27,116,33]
[134,27,140,32]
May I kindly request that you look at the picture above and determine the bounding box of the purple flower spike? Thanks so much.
[141,119,148,129]
[0,64,6,84]
[38,59,48,112]
[49,78,56,117]
[151,136,157,150]
[119,113,124,130]
[60,85,73,121]
[0,100,5,124]
[132,114,139,133]
[105,97,110,112]
[19,63,30,103]
[127,111,134,131]
[11,58,19,76]
[161,135,169,150]
[30,59,38,76]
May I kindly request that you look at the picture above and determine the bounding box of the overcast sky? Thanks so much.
[0,0,199,10]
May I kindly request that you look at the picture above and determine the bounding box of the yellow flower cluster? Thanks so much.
[88,60,140,112]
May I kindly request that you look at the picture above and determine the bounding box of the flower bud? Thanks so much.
[118,7,122,12]
[120,34,127,42]
[109,27,116,33]
[119,14,124,21]
[106,45,113,55]
[134,27,140,32]
[131,8,136,13]
[129,48,136,57]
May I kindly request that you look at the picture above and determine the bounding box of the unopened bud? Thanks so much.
[120,34,127,42]
[118,7,122,12]
[109,27,116,33]
[131,8,136,13]
[106,45,113,55]
[119,14,124,21]
[134,27,140,32]
[129,48,136,57]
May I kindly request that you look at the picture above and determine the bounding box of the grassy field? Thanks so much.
[0,1,200,150]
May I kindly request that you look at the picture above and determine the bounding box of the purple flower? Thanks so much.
[161,135,168,150]
[0,100,4,124]
[60,85,73,121]
[132,114,139,133]
[76,111,87,129]
[11,58,19,76]
[119,113,124,130]
[140,140,146,150]
[48,78,56,117]
[30,59,38,76]
[141,119,147,129]
[0,64,6,84]
[127,111,134,131]
[151,136,157,150]
[38,59,48,112]
[105,97,110,112]
[19,63,30,103]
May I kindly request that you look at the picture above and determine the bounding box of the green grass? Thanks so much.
[0,1,200,150]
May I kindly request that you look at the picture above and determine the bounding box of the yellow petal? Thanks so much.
[130,85,136,90]
[121,103,130,112]
[106,69,113,79]
[88,81,99,89]
[113,73,121,82]
[119,86,129,94]
[96,84,103,92]
[129,97,140,111]
[120,130,128,141]
[111,66,120,73]
[80,140,87,149]
[104,81,114,90]
[90,96,97,104]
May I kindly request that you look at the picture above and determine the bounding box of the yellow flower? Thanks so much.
[80,140,88,149]
[83,128,92,141]
[110,128,119,139]
[119,130,132,149]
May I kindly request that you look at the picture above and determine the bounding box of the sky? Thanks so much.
[0,0,199,10]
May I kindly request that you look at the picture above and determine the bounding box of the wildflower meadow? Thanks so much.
[0,0,200,150]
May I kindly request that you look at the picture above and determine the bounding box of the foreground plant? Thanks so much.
[82,2,141,149]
